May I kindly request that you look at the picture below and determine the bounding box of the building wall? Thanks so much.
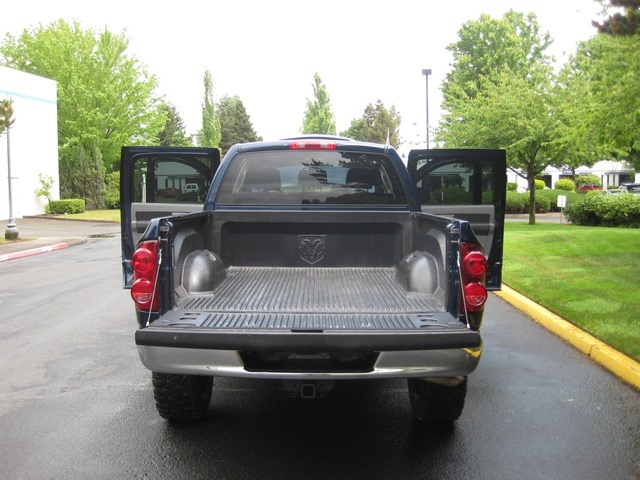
[507,161,639,192]
[0,66,58,220]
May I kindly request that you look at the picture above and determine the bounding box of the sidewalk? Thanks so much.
[0,216,120,261]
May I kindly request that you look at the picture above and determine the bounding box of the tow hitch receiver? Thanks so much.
[283,380,335,399]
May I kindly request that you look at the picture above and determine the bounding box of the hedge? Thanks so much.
[505,191,549,213]
[505,189,582,214]
[506,191,527,213]
[48,199,86,214]
[565,192,640,227]
[535,189,582,212]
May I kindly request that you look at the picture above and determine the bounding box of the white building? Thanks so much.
[0,67,58,220]
[508,160,639,192]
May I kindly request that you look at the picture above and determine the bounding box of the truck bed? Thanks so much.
[170,266,447,331]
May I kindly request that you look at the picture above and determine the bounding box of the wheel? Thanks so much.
[151,372,213,421]
[408,377,468,423]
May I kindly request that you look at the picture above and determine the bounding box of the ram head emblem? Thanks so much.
[298,235,326,265]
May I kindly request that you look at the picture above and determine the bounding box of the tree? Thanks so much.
[196,70,221,148]
[0,20,165,173]
[549,60,604,176]
[59,140,106,209]
[442,11,553,103]
[301,73,336,134]
[157,102,192,147]
[593,0,640,35]
[0,98,15,135]
[341,100,402,148]
[560,34,640,170]
[218,95,261,156]
[438,11,557,224]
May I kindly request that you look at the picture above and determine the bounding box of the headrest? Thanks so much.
[346,168,380,189]
[244,167,281,191]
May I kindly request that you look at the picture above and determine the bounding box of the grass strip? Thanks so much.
[503,222,640,361]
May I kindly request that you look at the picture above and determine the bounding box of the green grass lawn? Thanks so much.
[503,222,640,362]
[63,210,120,222]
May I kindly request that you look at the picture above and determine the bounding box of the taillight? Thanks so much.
[463,282,487,308]
[463,251,487,278]
[289,141,337,150]
[131,240,159,311]
[460,242,488,320]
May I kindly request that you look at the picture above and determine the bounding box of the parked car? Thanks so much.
[619,182,640,194]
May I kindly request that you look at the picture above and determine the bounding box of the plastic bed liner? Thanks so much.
[178,266,443,313]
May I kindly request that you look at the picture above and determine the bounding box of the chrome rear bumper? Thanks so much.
[137,345,482,380]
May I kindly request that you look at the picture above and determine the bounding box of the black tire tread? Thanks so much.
[152,372,213,421]
[408,377,467,423]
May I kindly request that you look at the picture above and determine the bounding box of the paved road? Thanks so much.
[0,233,638,479]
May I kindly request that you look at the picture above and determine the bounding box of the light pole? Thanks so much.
[5,124,18,240]
[422,69,431,148]
[1,99,17,240]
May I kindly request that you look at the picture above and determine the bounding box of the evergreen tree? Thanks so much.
[218,95,261,156]
[60,140,106,208]
[594,0,640,35]
[157,102,192,147]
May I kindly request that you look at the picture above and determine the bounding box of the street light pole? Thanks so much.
[5,125,18,240]
[422,69,432,149]
[1,98,18,240]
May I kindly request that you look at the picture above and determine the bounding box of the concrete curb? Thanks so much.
[495,285,640,391]
[0,238,88,262]
[0,243,69,262]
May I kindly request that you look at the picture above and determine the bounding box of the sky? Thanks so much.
[1,1,605,155]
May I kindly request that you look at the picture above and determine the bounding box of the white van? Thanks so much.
[182,183,199,194]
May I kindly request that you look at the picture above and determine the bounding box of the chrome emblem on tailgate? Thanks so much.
[298,235,326,265]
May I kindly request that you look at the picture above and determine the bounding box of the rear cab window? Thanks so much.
[215,150,409,207]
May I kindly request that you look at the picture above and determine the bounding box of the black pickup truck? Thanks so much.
[120,136,506,422]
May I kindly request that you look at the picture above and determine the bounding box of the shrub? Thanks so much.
[507,182,518,192]
[429,186,472,204]
[178,191,201,202]
[554,179,575,191]
[104,171,120,209]
[534,179,545,190]
[565,192,640,227]
[34,173,55,213]
[506,191,527,213]
[48,199,86,214]
[575,173,601,187]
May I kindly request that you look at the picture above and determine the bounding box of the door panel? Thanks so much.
[408,149,506,289]
[120,147,220,287]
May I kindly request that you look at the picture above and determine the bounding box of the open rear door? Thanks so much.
[120,146,220,287]
[408,149,506,289]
